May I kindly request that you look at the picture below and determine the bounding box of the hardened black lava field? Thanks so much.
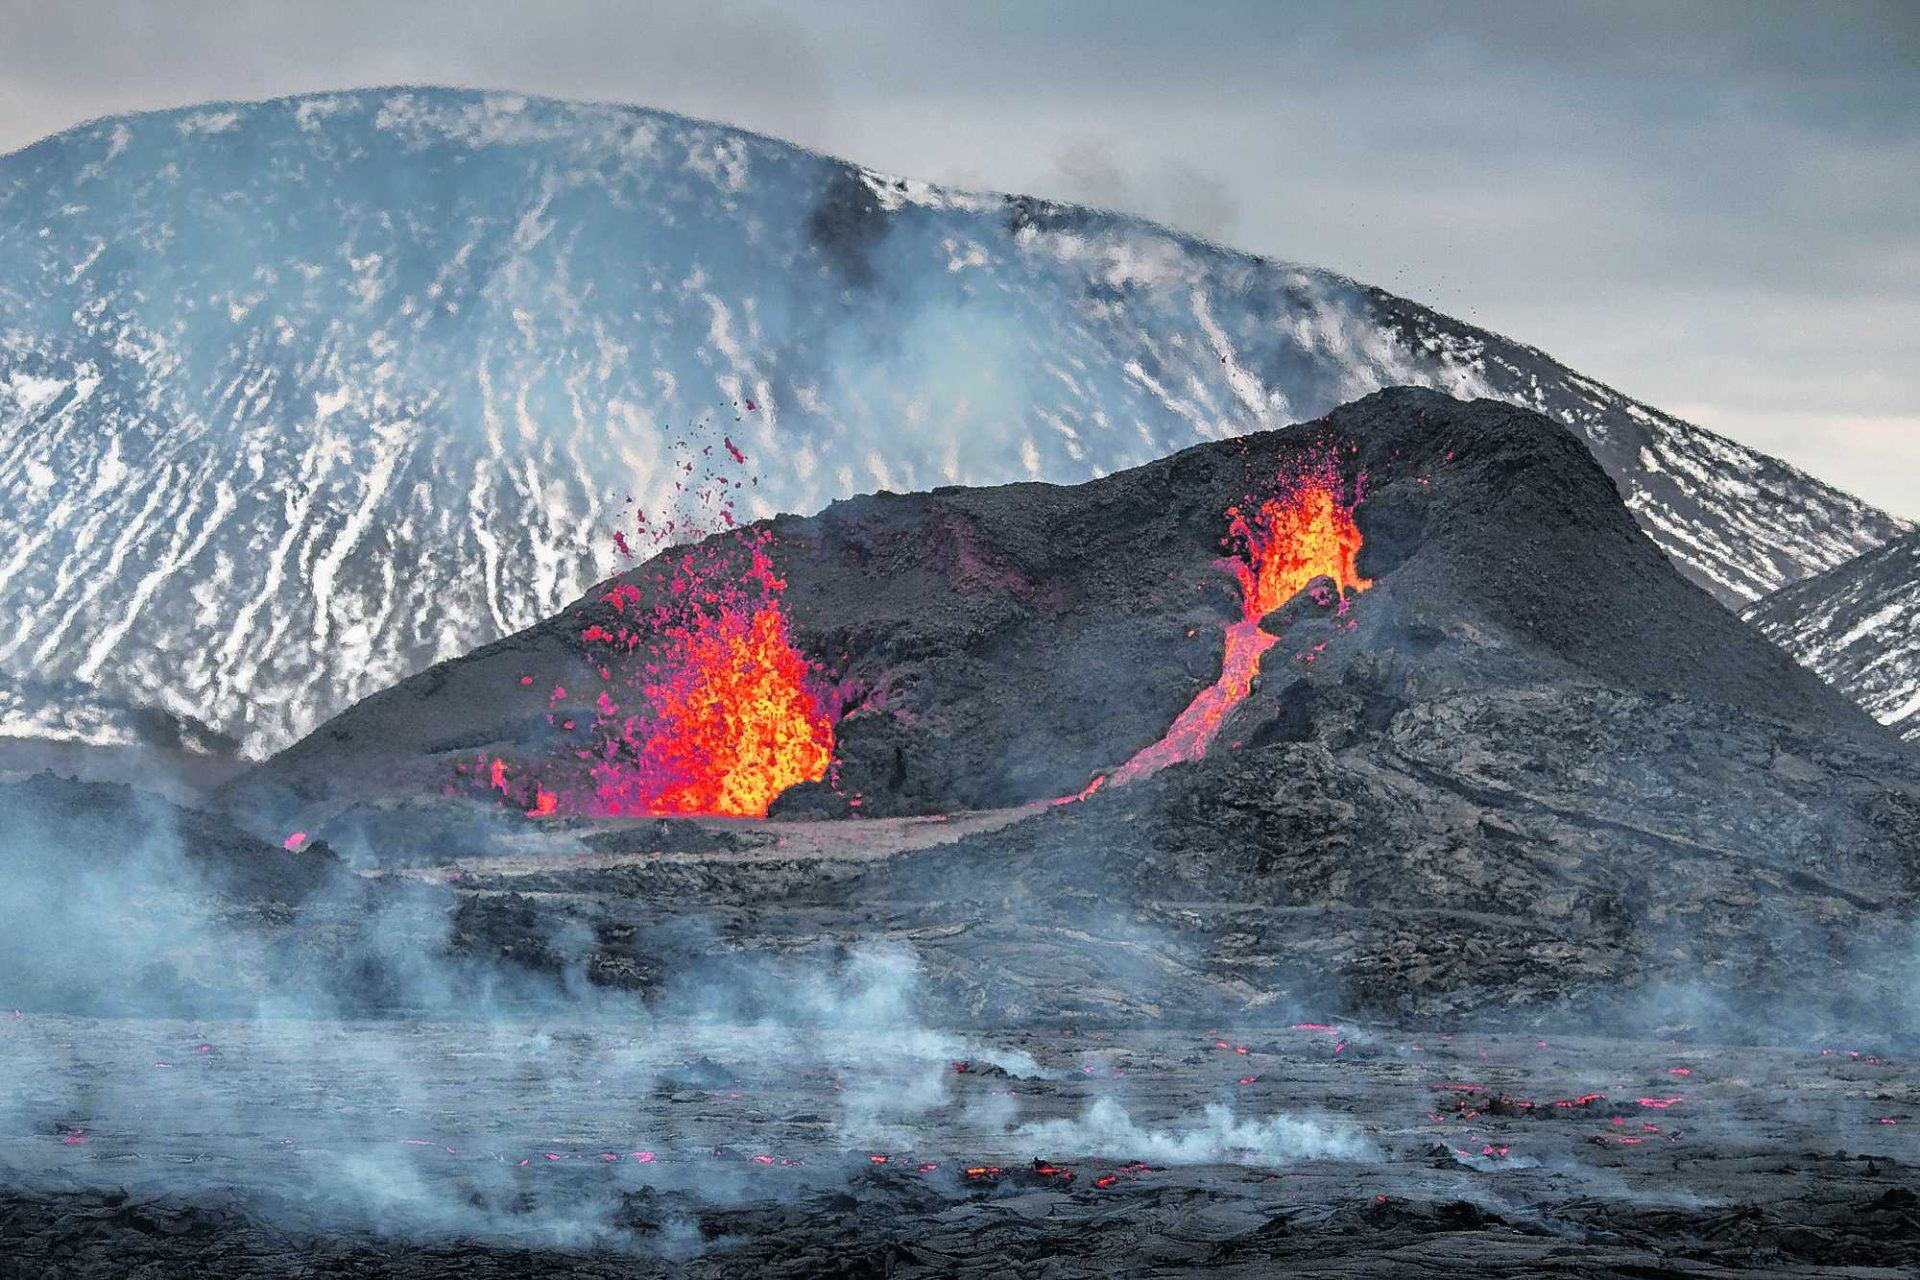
[3,392,1916,1277]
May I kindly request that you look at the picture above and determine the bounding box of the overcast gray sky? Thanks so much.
[2,0,1914,517]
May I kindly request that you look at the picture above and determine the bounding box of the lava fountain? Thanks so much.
[469,421,838,820]
[1094,448,1371,792]
[584,533,835,818]
[476,527,836,819]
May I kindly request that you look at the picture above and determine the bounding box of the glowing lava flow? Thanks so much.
[1094,450,1370,792]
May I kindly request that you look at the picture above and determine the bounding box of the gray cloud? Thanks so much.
[0,0,1912,516]
[1051,138,1241,243]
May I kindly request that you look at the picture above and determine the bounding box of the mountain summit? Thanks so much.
[0,88,1902,753]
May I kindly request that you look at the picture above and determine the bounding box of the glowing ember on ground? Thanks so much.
[1078,445,1371,794]
[1094,1162,1155,1190]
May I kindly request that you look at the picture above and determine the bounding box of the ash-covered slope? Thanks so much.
[1743,531,1920,742]
[0,88,1901,756]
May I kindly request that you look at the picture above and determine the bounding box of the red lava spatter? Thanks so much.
[574,531,835,818]
[1064,446,1371,801]
[469,528,837,820]
[463,417,837,820]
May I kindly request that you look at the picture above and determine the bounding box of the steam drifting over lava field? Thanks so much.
[7,1015,1919,1278]
[4,388,1917,1274]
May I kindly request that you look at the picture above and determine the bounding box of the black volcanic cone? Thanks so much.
[237,387,1885,825]
[224,388,1920,1024]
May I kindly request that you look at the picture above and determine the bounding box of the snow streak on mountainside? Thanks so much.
[1743,532,1920,742]
[0,89,1904,753]
[0,672,235,754]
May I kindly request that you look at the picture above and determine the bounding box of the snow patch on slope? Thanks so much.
[1743,533,1920,741]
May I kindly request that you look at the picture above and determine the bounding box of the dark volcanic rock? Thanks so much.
[0,773,337,903]
[214,388,1920,1026]
[239,388,1887,824]
[851,683,1920,1025]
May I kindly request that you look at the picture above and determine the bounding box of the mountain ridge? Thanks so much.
[1743,530,1920,742]
[0,86,1903,754]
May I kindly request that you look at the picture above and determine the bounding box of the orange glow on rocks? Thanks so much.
[1097,447,1371,790]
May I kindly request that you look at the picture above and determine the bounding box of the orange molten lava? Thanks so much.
[599,548,835,817]
[475,532,836,820]
[582,538,835,819]
[1098,452,1370,790]
[466,431,836,819]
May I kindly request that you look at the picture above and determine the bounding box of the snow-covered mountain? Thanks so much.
[1742,532,1920,742]
[0,88,1905,754]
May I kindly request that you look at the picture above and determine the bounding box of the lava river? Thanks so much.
[1093,448,1371,792]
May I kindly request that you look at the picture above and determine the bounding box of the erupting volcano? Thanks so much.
[1093,448,1371,793]
[475,529,836,819]
[584,535,836,818]
[21,387,1920,1279]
